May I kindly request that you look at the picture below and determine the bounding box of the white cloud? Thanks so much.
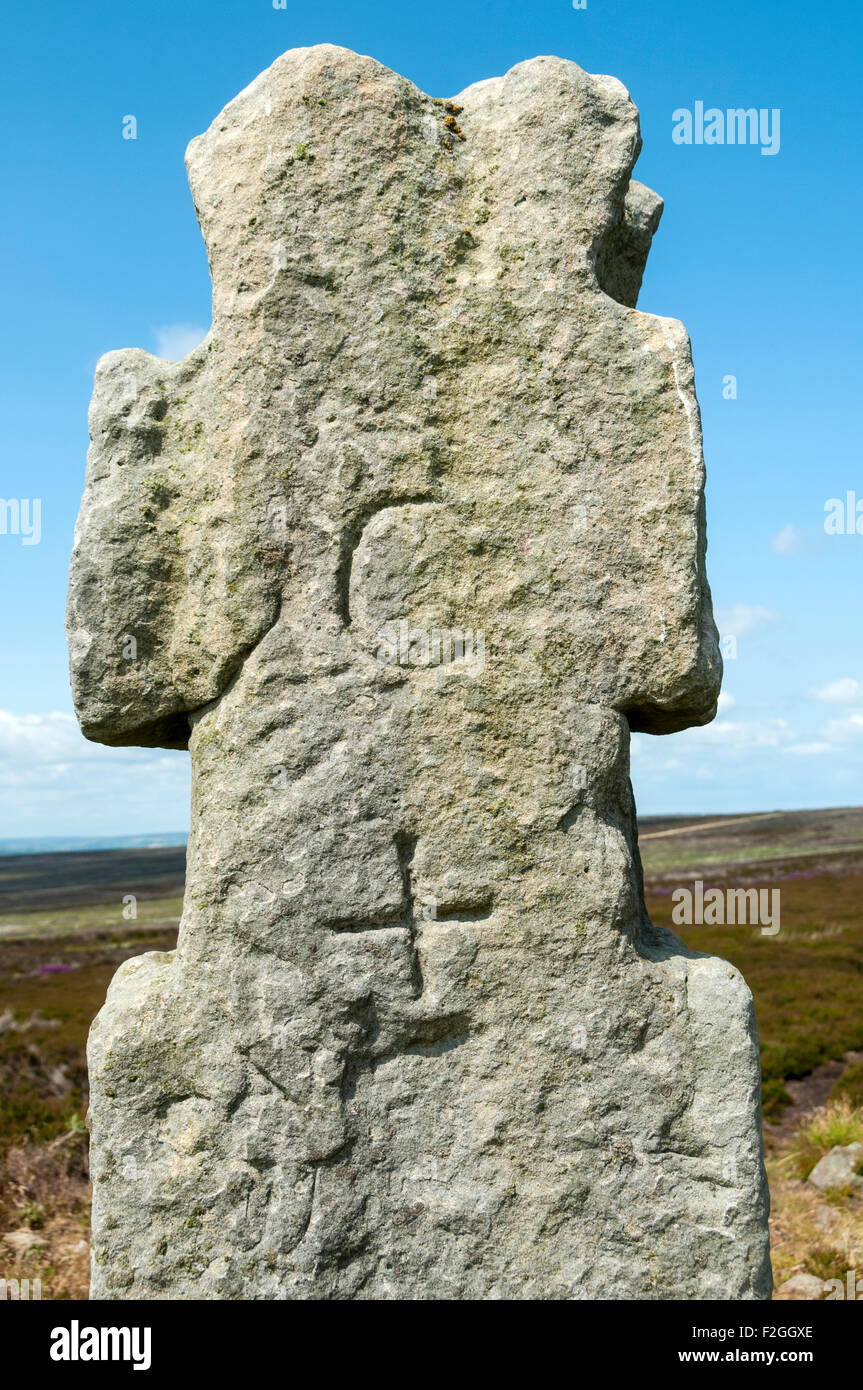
[636,713,846,765]
[153,322,209,361]
[0,711,190,838]
[630,684,863,813]
[715,604,782,639]
[633,712,794,761]
[824,712,863,743]
[771,523,803,555]
[0,710,98,763]
[813,677,863,705]
[716,691,735,713]
[683,717,793,751]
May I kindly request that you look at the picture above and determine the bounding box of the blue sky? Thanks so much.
[1,0,860,836]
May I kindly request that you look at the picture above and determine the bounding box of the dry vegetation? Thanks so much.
[0,1129,90,1299]
[0,857,181,1299]
[642,808,863,1298]
[768,1100,863,1296]
[642,810,863,1119]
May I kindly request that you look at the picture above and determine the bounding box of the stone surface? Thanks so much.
[776,1273,826,1300]
[808,1143,863,1191]
[67,44,771,1299]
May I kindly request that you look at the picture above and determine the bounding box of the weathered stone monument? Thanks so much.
[67,45,771,1299]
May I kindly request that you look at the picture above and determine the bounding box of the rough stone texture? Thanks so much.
[808,1144,863,1191]
[775,1273,827,1300]
[67,45,771,1299]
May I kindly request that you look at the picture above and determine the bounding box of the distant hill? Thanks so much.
[0,834,188,856]
[638,806,863,882]
[0,844,187,912]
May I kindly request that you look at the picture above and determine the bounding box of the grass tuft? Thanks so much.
[789,1098,863,1180]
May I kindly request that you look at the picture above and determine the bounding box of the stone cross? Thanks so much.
[68,45,770,1299]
